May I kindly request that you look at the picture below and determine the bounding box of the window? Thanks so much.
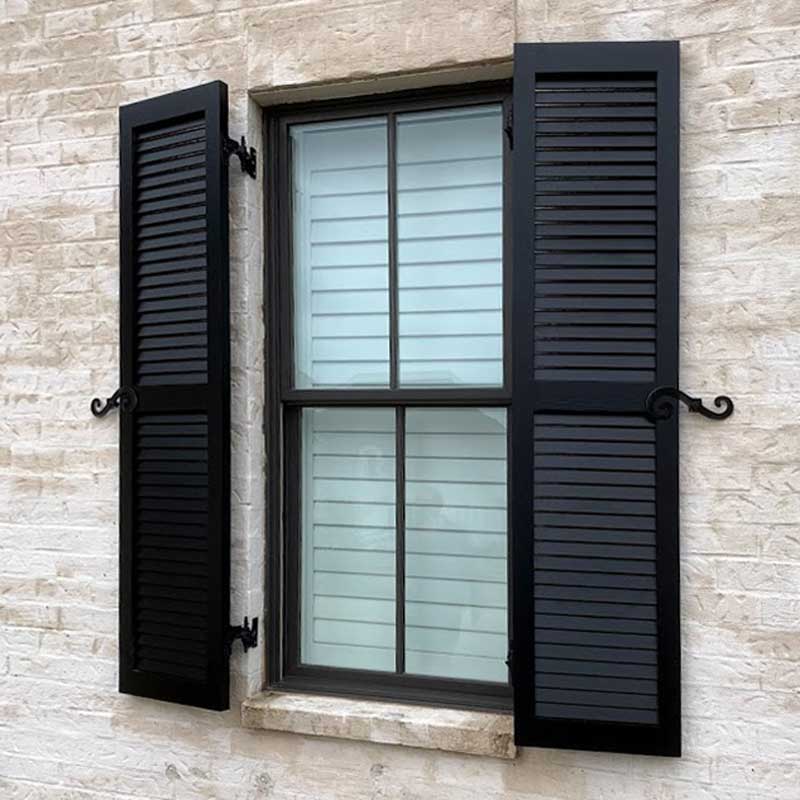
[267,85,512,710]
[117,43,683,755]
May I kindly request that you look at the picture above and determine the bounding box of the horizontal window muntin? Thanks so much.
[268,84,512,711]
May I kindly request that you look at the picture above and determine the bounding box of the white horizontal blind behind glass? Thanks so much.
[300,407,508,682]
[294,102,507,684]
[405,408,508,682]
[397,105,503,386]
[291,106,503,389]
[291,118,390,388]
[301,408,396,670]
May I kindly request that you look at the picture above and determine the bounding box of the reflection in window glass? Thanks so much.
[291,119,390,388]
[397,106,503,386]
[405,408,507,682]
[300,408,396,670]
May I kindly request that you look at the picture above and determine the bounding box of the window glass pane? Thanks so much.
[291,119,390,388]
[301,408,396,670]
[405,408,508,682]
[397,106,503,386]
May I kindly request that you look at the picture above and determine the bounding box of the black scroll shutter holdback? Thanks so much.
[92,43,734,752]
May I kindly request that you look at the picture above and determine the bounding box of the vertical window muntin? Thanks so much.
[271,85,512,711]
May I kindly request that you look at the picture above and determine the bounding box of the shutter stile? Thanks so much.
[119,82,231,710]
[511,42,681,756]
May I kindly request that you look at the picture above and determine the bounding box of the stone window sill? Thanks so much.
[241,691,516,760]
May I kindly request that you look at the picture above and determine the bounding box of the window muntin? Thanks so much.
[272,87,511,710]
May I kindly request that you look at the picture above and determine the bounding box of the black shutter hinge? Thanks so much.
[505,641,514,674]
[504,104,513,149]
[224,135,257,179]
[226,616,259,656]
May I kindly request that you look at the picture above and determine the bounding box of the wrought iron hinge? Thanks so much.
[226,616,259,657]
[504,104,513,149]
[224,135,257,179]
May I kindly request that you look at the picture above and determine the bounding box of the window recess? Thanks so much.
[267,84,513,712]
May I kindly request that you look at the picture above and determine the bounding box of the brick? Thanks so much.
[114,20,177,52]
[154,0,216,20]
[716,560,800,594]
[43,6,97,37]
[712,757,800,794]
[151,38,244,75]
[60,136,116,164]
[95,0,155,29]
[7,141,61,167]
[682,654,763,689]
[761,597,800,630]
[40,110,117,141]
[7,90,62,118]
[715,26,800,65]
[728,95,800,129]
[43,162,116,192]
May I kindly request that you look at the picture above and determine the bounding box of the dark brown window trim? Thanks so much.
[263,82,513,713]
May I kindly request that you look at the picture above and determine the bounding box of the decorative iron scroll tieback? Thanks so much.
[90,387,139,418]
[645,386,734,422]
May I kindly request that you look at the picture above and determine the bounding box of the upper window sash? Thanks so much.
[275,88,512,399]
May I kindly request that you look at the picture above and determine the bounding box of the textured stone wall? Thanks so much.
[1,0,799,798]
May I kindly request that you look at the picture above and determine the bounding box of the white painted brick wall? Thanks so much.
[1,1,798,798]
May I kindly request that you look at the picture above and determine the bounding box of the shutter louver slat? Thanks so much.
[119,82,231,710]
[534,74,658,384]
[511,42,680,757]
[533,413,659,726]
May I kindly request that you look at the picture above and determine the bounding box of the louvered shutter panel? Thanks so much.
[510,42,680,756]
[118,82,231,710]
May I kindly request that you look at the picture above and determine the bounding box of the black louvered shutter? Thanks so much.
[510,42,680,755]
[118,82,231,710]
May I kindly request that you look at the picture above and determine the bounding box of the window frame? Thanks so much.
[264,82,514,712]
